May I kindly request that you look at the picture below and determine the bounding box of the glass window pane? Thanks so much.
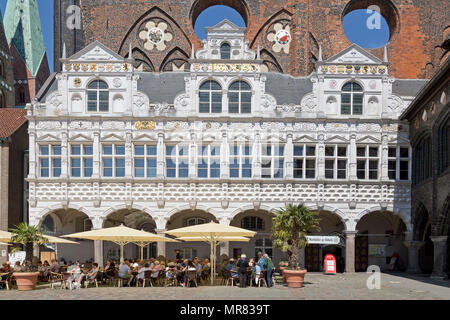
[294,146,303,156]
[229,81,240,91]
[166,146,175,156]
[84,167,93,177]
[179,146,188,156]
[71,158,81,168]
[369,147,378,157]
[210,81,221,91]
[87,101,97,112]
[147,146,157,156]
[84,146,93,155]
[40,146,49,155]
[84,158,93,169]
[357,147,366,157]
[53,146,62,155]
[389,147,396,158]
[103,145,113,155]
[135,158,145,168]
[341,104,351,115]
[97,81,108,89]
[337,147,347,157]
[103,158,113,168]
[115,146,125,155]
[306,146,316,156]
[342,83,352,92]
[325,146,335,157]
[341,93,351,103]
[87,91,97,100]
[135,146,145,156]
[400,148,409,158]
[71,168,81,177]
[241,102,251,114]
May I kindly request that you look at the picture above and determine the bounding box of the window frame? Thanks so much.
[261,143,285,179]
[39,144,62,178]
[102,144,126,177]
[341,81,364,115]
[293,144,317,179]
[228,80,252,114]
[134,144,157,178]
[220,42,231,59]
[229,142,252,179]
[70,144,94,178]
[324,145,348,180]
[388,146,411,181]
[197,144,221,178]
[87,79,109,113]
[356,145,379,180]
[166,144,189,178]
[199,80,222,114]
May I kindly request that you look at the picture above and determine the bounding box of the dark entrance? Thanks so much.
[355,232,369,272]
[305,244,320,272]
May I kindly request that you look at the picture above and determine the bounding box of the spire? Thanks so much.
[383,46,388,62]
[62,42,66,59]
[191,45,195,59]
[257,45,261,60]
[129,42,132,59]
[318,45,323,62]
[4,0,47,77]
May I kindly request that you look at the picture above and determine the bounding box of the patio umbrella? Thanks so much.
[0,230,12,243]
[63,224,179,262]
[134,229,179,260]
[165,222,256,285]
[0,242,11,246]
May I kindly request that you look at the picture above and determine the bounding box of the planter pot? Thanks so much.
[283,269,307,288]
[13,272,39,291]
[279,267,287,281]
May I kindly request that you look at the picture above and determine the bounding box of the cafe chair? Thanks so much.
[84,272,99,288]
[226,270,238,287]
[185,270,198,288]
[258,270,268,287]
[0,273,12,290]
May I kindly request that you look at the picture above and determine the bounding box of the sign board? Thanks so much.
[1,250,6,257]
[8,251,26,266]
[324,254,337,274]
[369,244,386,257]
[307,236,340,245]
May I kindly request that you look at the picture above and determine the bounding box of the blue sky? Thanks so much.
[0,2,389,74]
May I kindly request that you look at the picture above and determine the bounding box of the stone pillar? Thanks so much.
[157,133,165,179]
[348,131,357,180]
[345,231,357,273]
[92,131,100,178]
[430,236,448,279]
[403,240,424,274]
[285,133,293,179]
[94,240,104,267]
[220,131,229,179]
[156,229,167,259]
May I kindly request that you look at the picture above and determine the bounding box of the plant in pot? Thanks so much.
[10,223,48,291]
[272,204,321,288]
[278,261,289,281]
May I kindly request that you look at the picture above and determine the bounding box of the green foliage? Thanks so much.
[271,204,321,270]
[9,223,47,265]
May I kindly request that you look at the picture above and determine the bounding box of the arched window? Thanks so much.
[187,217,207,226]
[439,115,450,173]
[199,80,222,113]
[87,80,109,112]
[18,87,26,104]
[241,216,264,231]
[220,43,231,59]
[228,81,252,114]
[413,135,432,185]
[341,82,363,115]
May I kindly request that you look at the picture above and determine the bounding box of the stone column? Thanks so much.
[430,236,448,279]
[285,133,293,179]
[157,133,165,178]
[348,132,357,180]
[156,229,167,259]
[403,240,424,274]
[345,231,357,273]
[92,131,100,178]
[94,240,104,267]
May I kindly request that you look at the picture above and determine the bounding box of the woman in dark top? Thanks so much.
[236,254,249,288]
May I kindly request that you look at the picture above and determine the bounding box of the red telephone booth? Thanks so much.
[324,254,337,274]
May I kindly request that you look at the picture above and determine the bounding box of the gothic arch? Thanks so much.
[190,0,250,30]
[128,48,155,72]
[118,6,192,72]
[259,49,283,73]
[160,46,190,72]
[412,203,431,241]
[341,0,400,43]
[437,194,450,236]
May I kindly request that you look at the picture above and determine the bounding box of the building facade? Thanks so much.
[400,59,450,279]
[4,0,50,107]
[28,20,427,271]
[0,109,29,264]
[54,0,449,78]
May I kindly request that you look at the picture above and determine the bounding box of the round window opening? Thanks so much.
[342,8,391,49]
[194,5,246,40]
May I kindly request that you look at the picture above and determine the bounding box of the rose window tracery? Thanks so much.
[139,21,173,51]
[267,23,291,54]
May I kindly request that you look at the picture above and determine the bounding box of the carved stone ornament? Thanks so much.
[267,23,291,54]
[387,95,404,112]
[133,91,150,110]
[301,93,317,112]
[276,104,301,113]
[135,121,156,130]
[174,93,189,109]
[139,21,173,51]
[261,93,277,109]
[150,102,174,114]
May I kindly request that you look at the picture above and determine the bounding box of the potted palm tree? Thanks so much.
[10,223,48,291]
[272,204,321,288]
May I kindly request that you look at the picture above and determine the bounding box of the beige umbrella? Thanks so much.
[0,230,12,243]
[0,242,11,246]
[165,222,256,285]
[63,224,179,262]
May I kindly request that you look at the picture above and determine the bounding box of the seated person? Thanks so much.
[42,261,51,278]
[119,259,133,285]
[165,262,177,279]
[137,263,152,283]
[225,259,238,278]
[81,263,99,284]
[13,261,23,272]
[151,260,162,280]
[50,260,60,273]
[68,261,83,290]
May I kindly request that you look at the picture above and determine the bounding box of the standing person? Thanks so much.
[237,254,249,288]
[257,251,266,272]
[175,249,182,261]
[263,254,274,288]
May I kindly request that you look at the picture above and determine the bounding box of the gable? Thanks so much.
[325,135,349,143]
[205,19,245,33]
[326,44,382,65]
[356,135,381,144]
[67,41,125,62]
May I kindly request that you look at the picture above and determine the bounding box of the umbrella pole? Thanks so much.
[120,243,124,263]
[210,239,214,286]
[141,244,144,261]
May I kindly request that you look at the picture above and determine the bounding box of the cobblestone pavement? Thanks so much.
[1,273,449,300]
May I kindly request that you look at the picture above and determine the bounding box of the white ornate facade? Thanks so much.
[27,21,417,271]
